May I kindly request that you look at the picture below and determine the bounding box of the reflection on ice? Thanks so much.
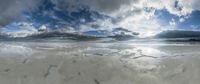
[0,44,33,57]
[117,47,163,73]
[0,42,200,84]
[137,47,167,56]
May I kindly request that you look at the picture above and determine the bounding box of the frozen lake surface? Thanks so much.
[0,41,200,84]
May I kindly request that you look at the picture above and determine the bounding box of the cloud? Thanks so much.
[81,0,139,14]
[1,0,200,37]
[169,18,176,27]
[1,0,199,25]
[49,0,200,17]
[52,0,139,13]
[144,0,200,16]
[0,0,38,26]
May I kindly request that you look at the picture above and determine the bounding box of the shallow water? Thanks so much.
[0,42,200,84]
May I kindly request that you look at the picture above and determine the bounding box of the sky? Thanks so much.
[0,0,200,37]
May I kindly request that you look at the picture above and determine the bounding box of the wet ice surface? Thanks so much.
[0,42,200,84]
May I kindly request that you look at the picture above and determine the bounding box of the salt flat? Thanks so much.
[0,42,200,84]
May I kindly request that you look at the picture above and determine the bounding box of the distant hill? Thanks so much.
[0,33,9,39]
[82,28,139,37]
[0,28,139,41]
[155,30,200,38]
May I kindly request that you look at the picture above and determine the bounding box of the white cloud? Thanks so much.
[169,18,176,27]
[143,0,200,16]
[179,18,185,22]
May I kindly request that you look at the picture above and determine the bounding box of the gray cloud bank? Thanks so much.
[0,0,38,26]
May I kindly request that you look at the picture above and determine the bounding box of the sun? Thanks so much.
[139,30,158,38]
[146,31,156,37]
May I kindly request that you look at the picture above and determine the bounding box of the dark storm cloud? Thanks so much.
[0,0,38,26]
[49,0,139,14]
[78,0,139,13]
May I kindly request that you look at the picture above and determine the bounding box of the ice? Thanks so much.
[0,43,33,57]
[0,42,200,84]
